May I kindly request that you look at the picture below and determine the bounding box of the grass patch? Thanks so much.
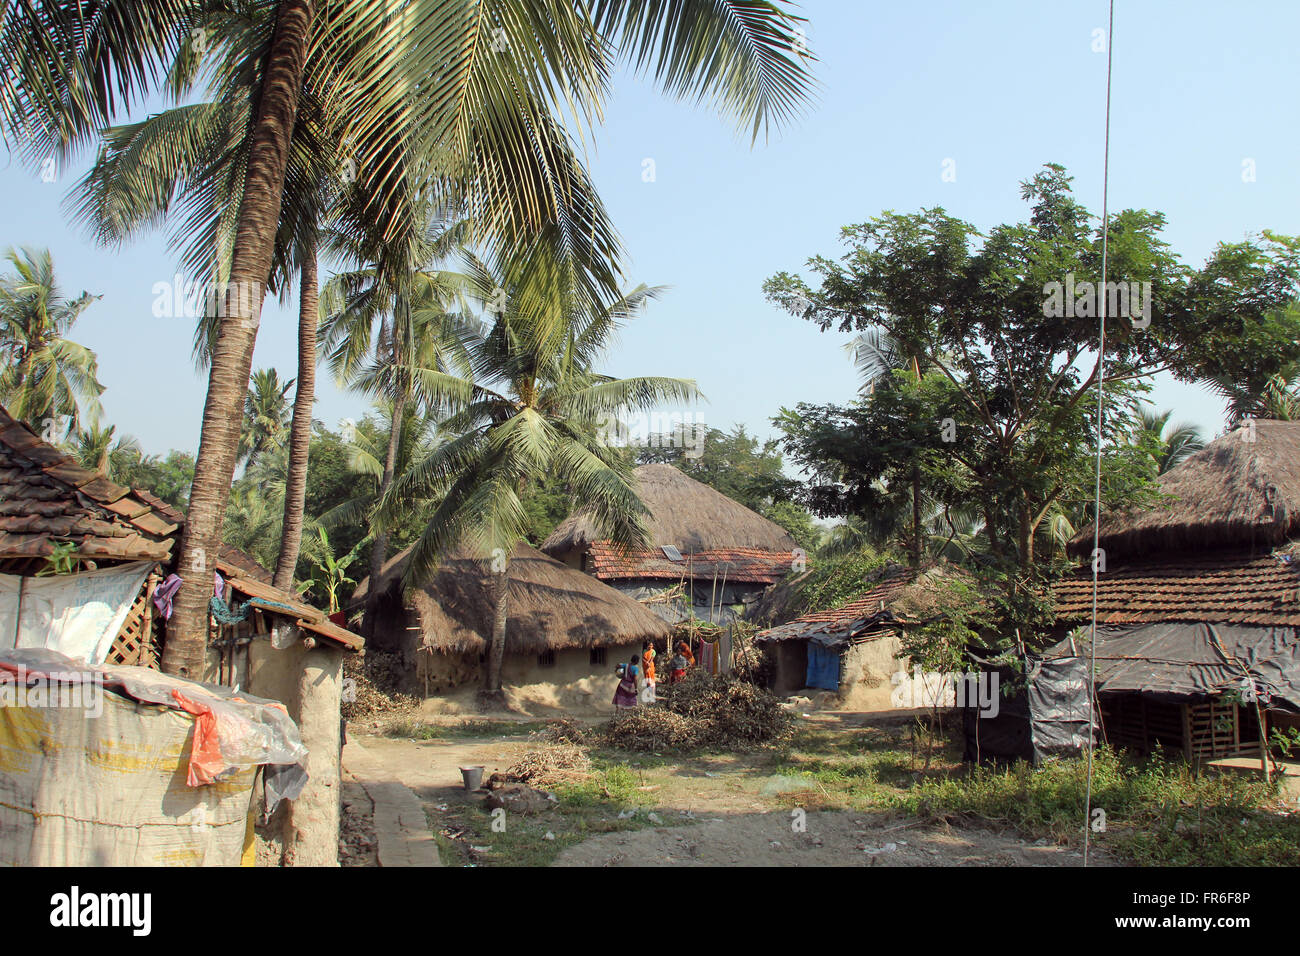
[899,746,1300,865]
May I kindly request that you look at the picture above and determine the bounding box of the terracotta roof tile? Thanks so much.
[1052,550,1300,627]
[584,541,798,584]
[757,566,915,643]
[0,405,175,563]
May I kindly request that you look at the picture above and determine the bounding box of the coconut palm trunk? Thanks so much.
[363,386,406,636]
[274,230,319,590]
[163,0,315,679]
[485,560,511,695]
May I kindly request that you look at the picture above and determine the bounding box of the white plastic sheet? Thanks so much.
[2,561,152,664]
[0,574,18,650]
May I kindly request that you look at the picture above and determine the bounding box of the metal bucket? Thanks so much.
[459,765,485,791]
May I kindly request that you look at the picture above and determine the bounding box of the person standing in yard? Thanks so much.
[640,641,657,704]
[613,656,640,710]
[670,640,695,684]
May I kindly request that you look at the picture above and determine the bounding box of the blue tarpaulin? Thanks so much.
[805,643,840,690]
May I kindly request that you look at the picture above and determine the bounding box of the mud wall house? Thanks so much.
[754,565,960,709]
[0,404,362,865]
[353,542,672,704]
[1053,419,1300,762]
[542,464,800,631]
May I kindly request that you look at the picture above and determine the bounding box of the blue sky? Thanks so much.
[2,0,1297,457]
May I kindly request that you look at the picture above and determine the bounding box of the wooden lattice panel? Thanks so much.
[105,577,160,670]
[1185,699,1263,759]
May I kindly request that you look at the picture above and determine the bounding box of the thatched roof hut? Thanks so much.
[543,463,797,555]
[541,464,798,595]
[1068,419,1300,559]
[354,541,671,655]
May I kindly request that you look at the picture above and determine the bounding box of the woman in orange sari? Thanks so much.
[670,640,695,683]
[640,641,657,704]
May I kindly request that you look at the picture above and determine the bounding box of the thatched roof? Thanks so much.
[1069,420,1300,559]
[541,463,797,556]
[354,541,672,655]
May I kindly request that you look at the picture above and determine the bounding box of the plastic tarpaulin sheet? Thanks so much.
[1046,622,1300,713]
[0,690,257,866]
[1,562,153,664]
[805,643,840,690]
[1026,655,1098,759]
[0,648,308,801]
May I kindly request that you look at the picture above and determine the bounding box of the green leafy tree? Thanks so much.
[0,247,103,435]
[113,450,197,510]
[765,164,1300,572]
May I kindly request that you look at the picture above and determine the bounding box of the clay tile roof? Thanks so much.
[583,541,798,584]
[0,404,363,651]
[0,404,176,563]
[1052,549,1300,628]
[755,566,916,643]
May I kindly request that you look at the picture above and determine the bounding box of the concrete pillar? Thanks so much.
[284,644,344,866]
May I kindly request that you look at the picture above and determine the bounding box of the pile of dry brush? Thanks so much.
[599,670,793,752]
[341,650,420,723]
[495,744,592,788]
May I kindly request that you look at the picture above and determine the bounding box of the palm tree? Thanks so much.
[2,0,814,679]
[0,247,104,435]
[315,404,445,558]
[239,367,295,470]
[64,8,340,594]
[1131,408,1205,475]
[376,260,697,695]
[1200,352,1300,427]
[72,421,143,479]
[319,217,475,631]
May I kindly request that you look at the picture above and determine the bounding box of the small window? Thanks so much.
[538,649,556,668]
[590,647,607,666]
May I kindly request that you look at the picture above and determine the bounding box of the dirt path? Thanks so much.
[355,728,1112,867]
[553,810,1106,867]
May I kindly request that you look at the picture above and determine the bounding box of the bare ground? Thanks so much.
[552,810,1102,867]
[351,717,1113,867]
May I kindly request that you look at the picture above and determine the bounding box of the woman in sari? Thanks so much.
[640,641,657,704]
[613,656,639,709]
[670,640,695,683]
